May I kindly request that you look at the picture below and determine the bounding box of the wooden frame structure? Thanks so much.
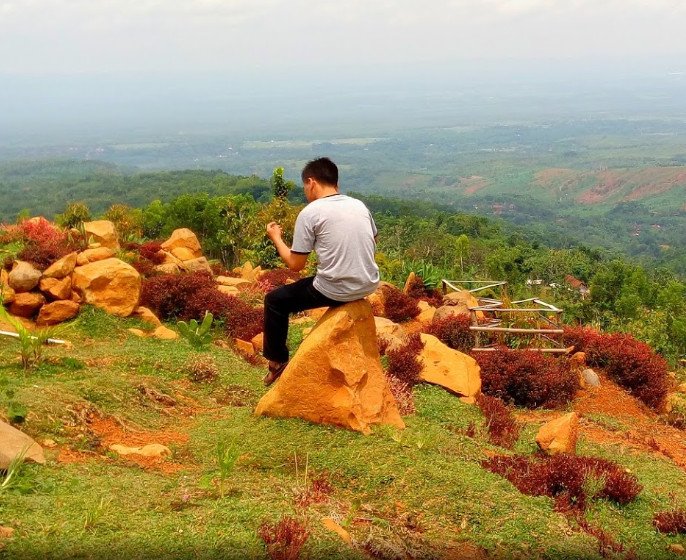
[441,280,568,354]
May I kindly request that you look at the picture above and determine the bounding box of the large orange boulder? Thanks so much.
[8,292,45,318]
[161,228,202,259]
[42,252,78,279]
[417,334,481,399]
[76,247,116,266]
[536,412,579,455]
[36,300,80,326]
[72,258,141,317]
[8,261,42,293]
[1,420,45,469]
[84,220,119,250]
[255,300,405,434]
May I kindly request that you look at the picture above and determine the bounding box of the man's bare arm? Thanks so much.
[266,222,309,272]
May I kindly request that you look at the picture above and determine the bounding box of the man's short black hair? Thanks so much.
[301,157,338,186]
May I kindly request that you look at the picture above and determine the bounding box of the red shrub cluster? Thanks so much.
[15,218,76,269]
[381,285,420,323]
[475,348,578,409]
[0,224,22,245]
[404,275,443,306]
[653,509,686,534]
[139,241,165,264]
[563,326,670,410]
[386,375,416,416]
[428,314,473,353]
[256,269,303,293]
[258,516,310,560]
[131,258,156,278]
[294,473,334,508]
[184,287,263,341]
[140,272,216,319]
[482,454,642,512]
[387,333,425,387]
[476,394,520,449]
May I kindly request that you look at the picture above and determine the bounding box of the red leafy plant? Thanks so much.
[482,454,642,513]
[563,326,670,411]
[380,285,420,323]
[428,314,473,353]
[141,272,216,319]
[256,269,303,293]
[475,348,578,409]
[653,509,686,534]
[476,394,520,449]
[386,375,416,416]
[386,332,425,387]
[404,275,443,306]
[15,218,76,269]
[294,472,334,508]
[184,287,263,341]
[258,516,310,560]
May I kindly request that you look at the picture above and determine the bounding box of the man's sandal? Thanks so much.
[263,361,288,387]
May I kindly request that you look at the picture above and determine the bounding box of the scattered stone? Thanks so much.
[321,518,352,545]
[184,257,212,274]
[217,285,240,296]
[157,250,186,267]
[42,439,57,448]
[216,276,252,288]
[402,271,417,294]
[128,328,147,337]
[42,252,78,279]
[153,263,182,275]
[0,420,46,469]
[39,276,72,300]
[0,527,14,539]
[669,544,685,555]
[0,275,16,305]
[251,332,264,353]
[84,220,120,249]
[109,443,171,459]
[76,247,116,266]
[580,368,601,388]
[433,304,470,323]
[234,338,255,356]
[442,290,484,320]
[132,306,162,327]
[8,292,46,318]
[236,261,263,282]
[536,412,579,455]
[374,316,406,351]
[365,281,396,316]
[8,261,42,293]
[71,291,82,304]
[569,351,586,368]
[170,246,198,262]
[36,300,80,326]
[255,300,405,434]
[151,325,179,340]
[417,334,481,398]
[72,258,141,317]
[161,228,202,259]
[414,303,436,327]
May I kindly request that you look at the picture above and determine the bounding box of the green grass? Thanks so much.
[1,308,685,558]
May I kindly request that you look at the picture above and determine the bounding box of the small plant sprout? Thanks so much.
[83,496,112,531]
[177,311,214,349]
[0,446,28,495]
[215,440,241,498]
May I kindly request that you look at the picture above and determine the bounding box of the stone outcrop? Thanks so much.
[216,276,252,288]
[76,247,116,266]
[184,257,212,274]
[84,220,119,250]
[374,316,406,351]
[8,261,42,293]
[255,300,405,434]
[417,334,481,399]
[72,258,141,317]
[132,306,162,327]
[442,290,484,320]
[0,420,45,469]
[109,443,171,458]
[42,252,78,279]
[9,292,46,318]
[39,276,72,301]
[36,300,80,326]
[535,412,579,455]
[161,228,202,259]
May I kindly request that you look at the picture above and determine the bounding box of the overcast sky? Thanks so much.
[1,0,685,75]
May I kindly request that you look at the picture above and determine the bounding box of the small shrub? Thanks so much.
[295,472,334,507]
[256,269,303,292]
[476,394,520,449]
[178,312,214,349]
[563,326,670,410]
[386,333,424,387]
[381,285,420,323]
[258,516,310,560]
[131,257,156,277]
[475,348,578,409]
[653,509,686,534]
[139,241,165,264]
[183,287,262,341]
[386,375,416,416]
[185,355,219,383]
[482,454,642,512]
[140,272,216,319]
[404,274,443,306]
[428,314,473,353]
[16,218,76,269]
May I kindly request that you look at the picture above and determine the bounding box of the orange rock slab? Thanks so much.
[255,300,405,434]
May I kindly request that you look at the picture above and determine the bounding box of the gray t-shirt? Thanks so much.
[291,194,380,302]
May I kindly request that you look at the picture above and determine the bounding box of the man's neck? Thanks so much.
[314,186,339,200]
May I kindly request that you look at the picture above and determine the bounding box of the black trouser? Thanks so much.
[263,276,342,364]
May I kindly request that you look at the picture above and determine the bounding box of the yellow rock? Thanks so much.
[132,306,162,327]
[42,252,78,279]
[417,334,481,398]
[72,258,141,317]
[255,300,405,434]
[184,257,212,274]
[322,518,352,545]
[217,285,240,296]
[36,300,79,326]
[216,276,252,288]
[161,228,202,259]
[170,246,197,262]
[402,271,418,294]
[109,443,171,458]
[83,220,120,250]
[128,328,147,337]
[251,332,264,353]
[8,292,45,318]
[151,325,179,340]
[535,412,579,455]
[235,338,255,356]
[39,276,72,300]
[76,247,116,266]
[441,290,484,321]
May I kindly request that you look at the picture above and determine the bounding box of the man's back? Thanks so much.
[292,194,379,302]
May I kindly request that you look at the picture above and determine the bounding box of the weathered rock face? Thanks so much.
[72,258,141,317]
[76,247,116,266]
[433,304,469,323]
[184,257,212,274]
[0,420,45,469]
[8,261,42,293]
[84,220,119,250]
[0,269,16,304]
[39,276,72,301]
[36,300,80,326]
[417,334,481,399]
[161,228,202,259]
[42,252,78,279]
[216,276,252,288]
[255,300,405,434]
[8,292,46,318]
[374,317,406,352]
[132,306,162,327]
[442,290,483,320]
[536,412,579,455]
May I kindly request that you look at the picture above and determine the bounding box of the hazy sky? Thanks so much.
[1,0,685,75]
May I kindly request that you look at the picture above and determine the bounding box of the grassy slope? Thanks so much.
[1,309,686,559]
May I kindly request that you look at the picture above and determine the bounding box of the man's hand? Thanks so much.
[266,221,283,243]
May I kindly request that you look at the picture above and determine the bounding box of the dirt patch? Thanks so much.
[215,385,258,407]
[56,447,99,465]
[460,176,489,195]
[577,171,624,204]
[573,376,654,421]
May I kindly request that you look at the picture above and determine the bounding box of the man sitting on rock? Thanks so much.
[262,157,380,385]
